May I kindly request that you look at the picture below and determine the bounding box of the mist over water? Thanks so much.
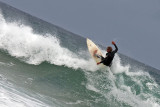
[0,3,160,107]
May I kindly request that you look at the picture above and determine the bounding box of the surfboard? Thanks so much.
[86,38,104,64]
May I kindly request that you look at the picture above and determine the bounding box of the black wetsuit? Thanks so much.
[99,44,118,67]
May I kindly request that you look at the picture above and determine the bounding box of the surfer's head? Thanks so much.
[107,46,112,52]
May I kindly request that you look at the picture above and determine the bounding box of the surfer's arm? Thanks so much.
[97,57,105,65]
[112,41,118,53]
[97,62,101,65]
[97,62,102,65]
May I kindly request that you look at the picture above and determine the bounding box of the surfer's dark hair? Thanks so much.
[107,46,112,52]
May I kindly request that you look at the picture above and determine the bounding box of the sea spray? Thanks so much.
[0,12,98,71]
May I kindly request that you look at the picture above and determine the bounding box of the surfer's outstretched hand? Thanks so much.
[112,41,116,45]
[97,62,101,65]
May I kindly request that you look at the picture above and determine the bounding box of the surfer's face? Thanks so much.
[107,48,110,52]
[107,47,112,52]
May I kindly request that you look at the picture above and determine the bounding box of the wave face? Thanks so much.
[0,2,160,107]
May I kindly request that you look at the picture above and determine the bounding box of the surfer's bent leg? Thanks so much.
[93,50,104,60]
[94,54,100,58]
[95,54,104,60]
[95,54,102,58]
[100,56,104,60]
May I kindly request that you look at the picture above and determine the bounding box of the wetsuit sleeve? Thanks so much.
[99,56,106,64]
[99,60,104,64]
[113,44,118,53]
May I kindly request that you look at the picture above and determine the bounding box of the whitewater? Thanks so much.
[0,2,160,107]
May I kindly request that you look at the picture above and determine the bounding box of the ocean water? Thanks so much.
[0,2,160,107]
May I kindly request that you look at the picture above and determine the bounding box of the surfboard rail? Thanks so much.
[86,38,103,64]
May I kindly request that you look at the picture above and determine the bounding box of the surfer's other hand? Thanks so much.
[97,62,100,65]
[112,41,115,45]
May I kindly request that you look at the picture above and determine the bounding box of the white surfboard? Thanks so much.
[87,38,104,65]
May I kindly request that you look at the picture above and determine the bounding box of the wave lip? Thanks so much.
[0,12,99,71]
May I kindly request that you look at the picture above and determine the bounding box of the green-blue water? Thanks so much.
[0,2,160,107]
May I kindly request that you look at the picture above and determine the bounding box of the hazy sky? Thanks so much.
[0,0,160,70]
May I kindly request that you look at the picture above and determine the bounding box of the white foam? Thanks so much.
[86,84,100,93]
[65,100,83,105]
[0,75,50,107]
[85,52,160,106]
[0,12,99,71]
[110,54,130,74]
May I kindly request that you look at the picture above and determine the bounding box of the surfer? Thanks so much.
[94,41,118,67]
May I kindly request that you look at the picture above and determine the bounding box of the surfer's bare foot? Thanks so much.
[93,50,98,56]
[93,50,97,54]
